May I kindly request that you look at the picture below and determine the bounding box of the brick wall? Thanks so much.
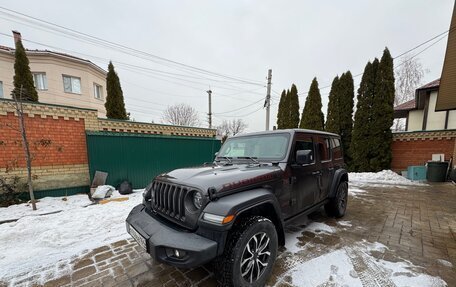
[0,112,88,167]
[391,130,456,172]
[0,110,90,191]
[0,99,217,193]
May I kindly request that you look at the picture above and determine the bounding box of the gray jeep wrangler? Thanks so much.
[126,129,348,286]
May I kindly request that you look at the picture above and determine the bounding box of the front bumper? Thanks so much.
[125,204,218,268]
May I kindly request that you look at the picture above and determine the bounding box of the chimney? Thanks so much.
[12,30,21,44]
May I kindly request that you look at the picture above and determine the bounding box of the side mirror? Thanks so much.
[296,150,313,165]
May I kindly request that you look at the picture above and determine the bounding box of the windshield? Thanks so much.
[217,133,290,161]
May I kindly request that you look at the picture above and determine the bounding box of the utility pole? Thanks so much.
[265,69,272,131]
[207,89,212,129]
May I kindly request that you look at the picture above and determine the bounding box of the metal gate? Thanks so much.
[86,132,221,188]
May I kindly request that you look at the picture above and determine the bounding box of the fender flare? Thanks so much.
[329,168,348,198]
[201,188,285,246]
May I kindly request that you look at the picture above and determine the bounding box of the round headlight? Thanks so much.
[193,191,203,209]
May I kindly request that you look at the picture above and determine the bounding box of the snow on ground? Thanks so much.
[0,189,144,283]
[281,231,446,287]
[337,220,352,227]
[304,222,335,234]
[436,259,454,268]
[0,194,93,223]
[348,186,367,198]
[286,243,446,287]
[349,170,426,186]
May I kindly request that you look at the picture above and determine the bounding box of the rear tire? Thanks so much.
[216,216,278,287]
[325,181,348,218]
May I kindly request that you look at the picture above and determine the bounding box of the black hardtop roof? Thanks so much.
[231,129,340,138]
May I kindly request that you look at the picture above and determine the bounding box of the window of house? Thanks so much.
[0,81,3,98]
[317,137,331,162]
[62,75,81,94]
[331,138,343,159]
[93,83,103,99]
[32,73,47,90]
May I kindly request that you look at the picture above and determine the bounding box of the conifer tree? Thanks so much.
[325,76,340,134]
[351,60,379,171]
[12,38,38,102]
[276,89,288,129]
[299,78,324,131]
[105,61,128,120]
[288,84,300,128]
[370,48,395,171]
[338,71,354,167]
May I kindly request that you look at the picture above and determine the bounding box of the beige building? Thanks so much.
[0,32,107,117]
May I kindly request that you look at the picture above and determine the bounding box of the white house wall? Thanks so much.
[447,110,456,129]
[407,110,424,131]
[426,91,446,130]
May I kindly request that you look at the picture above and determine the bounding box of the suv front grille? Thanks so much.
[152,181,188,221]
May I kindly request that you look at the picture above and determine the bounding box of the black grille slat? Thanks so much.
[169,186,176,216]
[173,187,180,218]
[164,184,170,213]
[179,188,186,220]
[152,181,189,222]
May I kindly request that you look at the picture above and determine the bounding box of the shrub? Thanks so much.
[0,176,25,207]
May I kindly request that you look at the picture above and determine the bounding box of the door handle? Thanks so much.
[312,171,321,176]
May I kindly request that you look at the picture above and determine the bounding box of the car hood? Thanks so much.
[156,163,284,195]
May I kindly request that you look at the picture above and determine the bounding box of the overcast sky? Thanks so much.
[0,1,454,132]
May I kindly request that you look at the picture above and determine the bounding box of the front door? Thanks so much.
[289,134,320,216]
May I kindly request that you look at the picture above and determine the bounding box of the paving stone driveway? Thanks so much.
[35,183,456,286]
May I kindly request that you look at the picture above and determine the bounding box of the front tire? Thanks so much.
[216,216,278,287]
[325,181,348,218]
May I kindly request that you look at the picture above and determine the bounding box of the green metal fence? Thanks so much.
[86,132,221,189]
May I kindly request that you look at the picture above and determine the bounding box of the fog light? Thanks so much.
[173,249,186,258]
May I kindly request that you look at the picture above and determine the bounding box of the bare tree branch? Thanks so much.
[162,103,201,127]
[393,56,428,131]
[217,119,247,142]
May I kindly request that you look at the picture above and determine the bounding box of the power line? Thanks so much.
[393,28,452,60]
[297,29,450,97]
[0,7,265,86]
[0,32,267,100]
[214,98,264,115]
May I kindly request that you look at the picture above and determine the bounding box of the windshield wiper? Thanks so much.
[216,156,233,164]
[237,156,260,164]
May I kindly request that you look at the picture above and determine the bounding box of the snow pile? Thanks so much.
[349,170,425,186]
[0,189,144,283]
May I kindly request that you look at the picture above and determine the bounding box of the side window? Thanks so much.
[331,138,343,159]
[294,137,314,164]
[317,137,331,162]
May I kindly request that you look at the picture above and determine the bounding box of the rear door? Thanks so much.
[316,136,334,201]
[289,133,320,215]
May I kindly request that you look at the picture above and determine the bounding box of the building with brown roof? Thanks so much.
[393,79,456,131]
[391,3,456,173]
[0,31,107,117]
